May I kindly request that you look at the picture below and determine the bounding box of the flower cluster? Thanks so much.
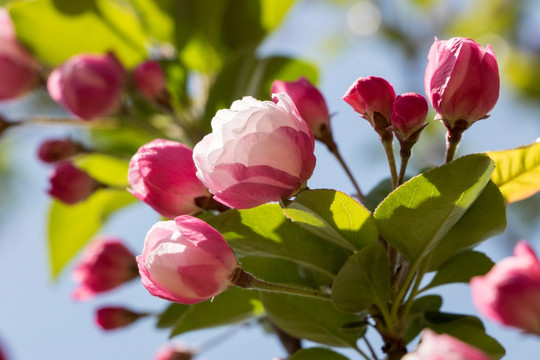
[3,6,531,357]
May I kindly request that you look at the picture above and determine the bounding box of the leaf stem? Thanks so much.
[231,269,331,301]
[353,344,372,360]
[363,335,378,360]
[390,256,419,322]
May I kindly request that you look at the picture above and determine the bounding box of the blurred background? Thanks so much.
[1,0,540,358]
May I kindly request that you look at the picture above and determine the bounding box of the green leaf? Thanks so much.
[239,256,331,288]
[488,142,540,204]
[424,251,494,291]
[374,154,495,263]
[283,189,378,252]
[260,293,362,348]
[409,295,443,314]
[75,154,130,187]
[429,181,506,270]
[128,0,174,43]
[48,189,136,278]
[404,295,443,344]
[207,204,349,279]
[156,302,191,329]
[9,0,148,67]
[259,0,296,31]
[155,0,295,71]
[423,312,505,359]
[288,347,350,360]
[158,288,264,337]
[331,243,391,313]
[204,49,317,132]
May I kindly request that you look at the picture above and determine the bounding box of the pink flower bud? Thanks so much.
[47,53,126,120]
[134,60,167,100]
[471,241,540,334]
[128,139,210,219]
[137,215,238,305]
[95,306,142,331]
[0,19,39,101]
[37,138,84,163]
[47,162,101,205]
[271,77,331,139]
[155,344,195,360]
[343,76,396,127]
[72,237,138,300]
[193,94,316,209]
[403,329,490,360]
[391,92,428,141]
[424,37,499,128]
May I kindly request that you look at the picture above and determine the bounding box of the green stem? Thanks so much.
[13,117,117,128]
[382,139,398,189]
[330,145,365,202]
[402,255,433,321]
[397,145,411,186]
[319,124,365,202]
[444,120,467,163]
[232,269,331,301]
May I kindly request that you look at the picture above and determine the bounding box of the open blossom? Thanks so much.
[47,162,101,205]
[271,77,331,139]
[343,76,396,129]
[471,241,540,334]
[137,215,238,305]
[424,37,499,128]
[134,60,167,100]
[47,53,125,120]
[95,306,142,331]
[402,329,490,360]
[0,9,39,101]
[72,237,138,300]
[193,94,316,209]
[0,8,15,40]
[128,139,210,219]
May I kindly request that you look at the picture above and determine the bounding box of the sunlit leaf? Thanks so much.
[488,142,540,204]
[48,189,135,278]
[283,189,377,252]
[9,0,148,67]
[374,154,494,263]
[207,204,349,279]
[428,181,506,270]
[75,154,130,187]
